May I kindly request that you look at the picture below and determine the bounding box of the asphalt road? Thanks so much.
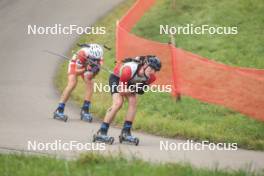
[0,0,263,172]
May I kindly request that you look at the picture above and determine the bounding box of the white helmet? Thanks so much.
[88,44,103,59]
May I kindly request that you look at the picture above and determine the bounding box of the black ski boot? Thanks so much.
[119,129,139,146]
[53,108,68,122]
[93,129,114,145]
[80,108,93,122]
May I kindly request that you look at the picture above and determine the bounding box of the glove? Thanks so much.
[136,82,147,95]
[137,88,145,95]
[90,65,100,74]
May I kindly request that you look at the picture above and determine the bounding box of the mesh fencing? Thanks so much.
[116,0,264,121]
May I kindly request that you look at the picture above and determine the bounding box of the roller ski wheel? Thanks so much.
[92,130,114,145]
[119,130,139,146]
[53,110,68,122]
[80,109,93,122]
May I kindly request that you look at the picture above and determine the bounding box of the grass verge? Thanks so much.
[0,153,261,176]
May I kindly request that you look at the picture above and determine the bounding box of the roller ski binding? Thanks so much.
[119,129,139,146]
[92,130,114,145]
[53,108,68,122]
[80,109,93,122]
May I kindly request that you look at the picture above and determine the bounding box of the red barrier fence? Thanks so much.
[116,0,264,121]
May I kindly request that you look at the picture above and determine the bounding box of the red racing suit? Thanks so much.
[68,47,103,79]
[112,61,156,94]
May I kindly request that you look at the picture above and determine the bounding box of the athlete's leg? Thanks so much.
[54,74,78,119]
[120,94,139,145]
[59,74,78,104]
[97,74,123,135]
[124,94,137,122]
[104,93,124,123]
[54,60,78,118]
[81,71,94,112]
[98,93,124,134]
[121,94,137,134]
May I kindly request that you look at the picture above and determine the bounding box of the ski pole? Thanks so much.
[43,50,113,74]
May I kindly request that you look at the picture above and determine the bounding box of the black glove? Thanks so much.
[137,88,145,95]
[90,65,100,74]
[136,82,147,95]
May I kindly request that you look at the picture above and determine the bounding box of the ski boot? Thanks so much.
[80,109,93,122]
[53,108,68,122]
[119,129,139,146]
[92,130,114,145]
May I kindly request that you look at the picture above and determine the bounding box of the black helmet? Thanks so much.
[146,55,162,71]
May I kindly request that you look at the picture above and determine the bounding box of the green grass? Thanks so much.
[55,0,264,150]
[0,153,260,176]
[132,0,264,69]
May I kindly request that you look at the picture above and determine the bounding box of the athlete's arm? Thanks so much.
[75,50,87,75]
[146,74,156,85]
[118,66,133,94]
[136,74,156,95]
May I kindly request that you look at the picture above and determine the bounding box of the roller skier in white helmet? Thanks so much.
[53,43,104,122]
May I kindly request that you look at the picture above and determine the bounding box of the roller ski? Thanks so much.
[119,129,139,146]
[92,130,114,145]
[53,108,68,122]
[80,109,93,122]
